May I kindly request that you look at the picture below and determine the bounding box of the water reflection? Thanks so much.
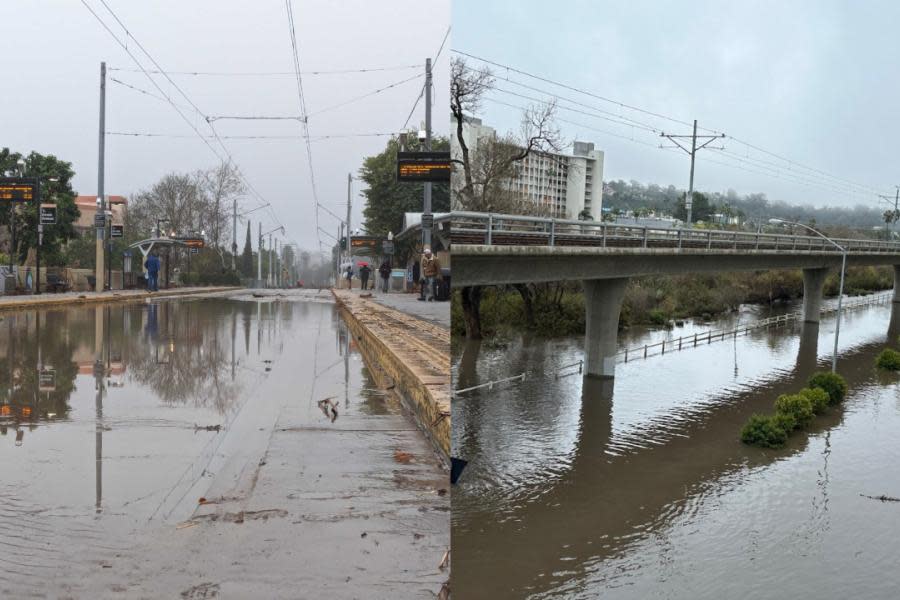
[452,302,900,599]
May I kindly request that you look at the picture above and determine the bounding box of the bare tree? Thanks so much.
[450,57,565,338]
[197,161,244,268]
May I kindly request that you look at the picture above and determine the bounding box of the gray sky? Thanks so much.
[453,0,899,210]
[1,0,449,252]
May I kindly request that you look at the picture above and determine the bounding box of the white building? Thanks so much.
[452,115,605,220]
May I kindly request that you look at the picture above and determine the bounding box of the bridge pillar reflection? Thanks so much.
[893,265,900,303]
[802,267,829,323]
[795,323,820,377]
[583,278,629,378]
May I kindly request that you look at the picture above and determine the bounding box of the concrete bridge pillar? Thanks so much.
[583,278,629,379]
[893,265,900,303]
[802,267,829,323]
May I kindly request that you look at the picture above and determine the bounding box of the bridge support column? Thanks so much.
[893,265,900,303]
[802,267,829,323]
[583,278,629,379]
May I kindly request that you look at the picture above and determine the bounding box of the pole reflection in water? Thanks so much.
[453,300,900,599]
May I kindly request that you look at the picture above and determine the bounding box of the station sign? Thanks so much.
[190,247,199,254]
[173,236,205,249]
[421,213,434,229]
[39,368,56,392]
[94,213,106,228]
[382,240,394,255]
[110,224,124,238]
[39,204,57,225]
[396,151,451,182]
[0,178,38,202]
[350,237,380,252]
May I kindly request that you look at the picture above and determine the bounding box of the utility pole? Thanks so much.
[878,186,900,240]
[257,221,262,287]
[338,222,344,285]
[268,232,273,287]
[346,173,352,283]
[423,57,433,251]
[231,196,237,271]
[660,120,724,227]
[96,61,107,291]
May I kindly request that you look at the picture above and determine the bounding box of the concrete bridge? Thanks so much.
[452,211,900,378]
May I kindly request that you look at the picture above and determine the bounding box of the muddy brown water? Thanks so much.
[452,296,900,599]
[0,290,449,598]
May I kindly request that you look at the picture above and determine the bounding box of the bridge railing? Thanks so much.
[451,211,900,253]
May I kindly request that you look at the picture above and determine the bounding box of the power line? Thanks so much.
[307,72,424,118]
[107,64,420,76]
[285,0,321,244]
[88,0,282,225]
[106,130,396,141]
[433,26,451,64]
[457,50,892,200]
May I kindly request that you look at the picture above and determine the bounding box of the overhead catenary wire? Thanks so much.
[92,0,283,224]
[107,64,420,76]
[306,72,424,118]
[456,51,892,200]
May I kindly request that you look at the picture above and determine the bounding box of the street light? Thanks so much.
[769,218,846,373]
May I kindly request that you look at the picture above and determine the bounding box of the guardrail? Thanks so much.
[451,211,900,254]
[617,291,892,363]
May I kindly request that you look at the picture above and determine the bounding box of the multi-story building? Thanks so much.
[73,195,127,235]
[452,115,605,220]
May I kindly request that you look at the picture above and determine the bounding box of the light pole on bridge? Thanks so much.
[769,218,846,374]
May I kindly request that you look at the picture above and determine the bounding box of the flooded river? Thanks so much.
[452,296,900,599]
[0,290,449,598]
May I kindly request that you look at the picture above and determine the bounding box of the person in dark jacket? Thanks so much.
[359,264,371,291]
[145,252,161,292]
[378,259,391,293]
[345,265,353,289]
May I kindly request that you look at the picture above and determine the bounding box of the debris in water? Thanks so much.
[394,450,414,464]
[437,488,447,497]
[317,397,339,422]
[860,493,900,502]
[361,532,367,538]
[438,581,450,599]
[176,521,198,530]
[194,424,222,432]
[438,549,450,570]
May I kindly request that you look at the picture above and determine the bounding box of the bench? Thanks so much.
[45,273,70,293]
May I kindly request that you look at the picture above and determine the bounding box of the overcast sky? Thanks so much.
[453,0,899,211]
[1,0,449,252]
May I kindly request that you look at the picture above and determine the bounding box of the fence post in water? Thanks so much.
[644,344,648,358]
[694,333,698,346]
[662,339,665,354]
[679,337,683,350]
[624,348,628,362]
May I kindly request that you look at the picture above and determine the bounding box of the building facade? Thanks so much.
[452,115,605,220]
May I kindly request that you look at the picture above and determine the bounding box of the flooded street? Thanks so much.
[452,297,900,599]
[0,290,449,598]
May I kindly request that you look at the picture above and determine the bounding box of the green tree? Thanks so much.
[674,191,713,224]
[360,136,450,254]
[241,221,253,277]
[0,148,80,265]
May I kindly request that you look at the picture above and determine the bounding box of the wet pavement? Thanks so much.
[0,289,449,598]
[452,297,900,599]
[363,291,451,329]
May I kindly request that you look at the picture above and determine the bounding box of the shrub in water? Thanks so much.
[774,393,814,429]
[876,348,900,371]
[740,414,789,448]
[798,387,830,415]
[771,411,797,434]
[808,371,848,406]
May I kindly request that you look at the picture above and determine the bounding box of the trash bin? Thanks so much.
[436,268,451,301]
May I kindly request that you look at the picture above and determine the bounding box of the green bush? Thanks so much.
[772,411,797,434]
[774,393,814,429]
[740,414,789,448]
[648,309,669,326]
[798,387,830,415]
[876,348,900,371]
[808,371,848,406]
[181,270,241,286]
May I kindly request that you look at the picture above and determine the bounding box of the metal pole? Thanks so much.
[832,251,846,373]
[268,233,273,287]
[423,57,433,251]
[257,221,262,286]
[96,61,107,292]
[686,119,697,228]
[346,173,352,276]
[35,181,42,294]
[231,196,237,271]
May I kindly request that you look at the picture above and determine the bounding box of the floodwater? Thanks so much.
[0,290,449,598]
[452,295,900,599]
